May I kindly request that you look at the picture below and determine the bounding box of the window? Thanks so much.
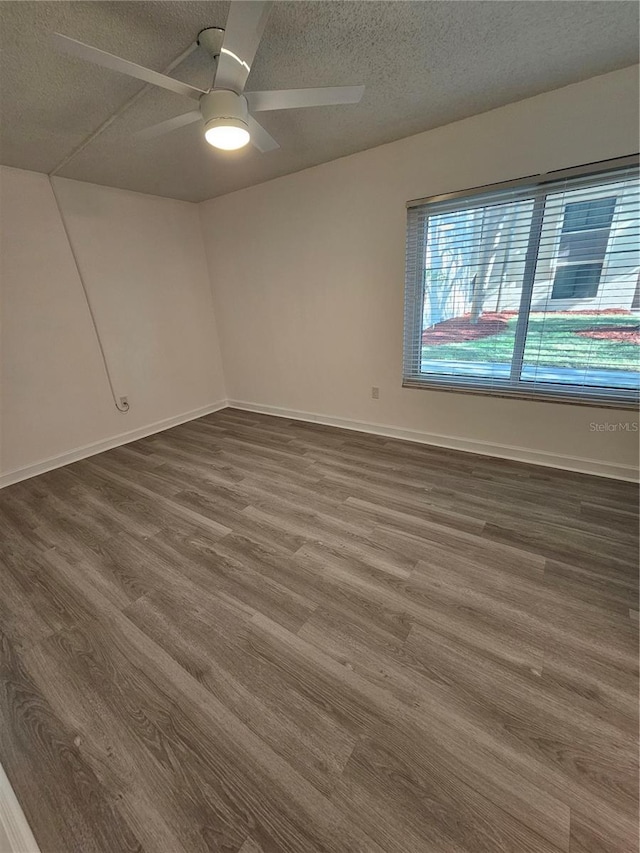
[550,197,616,300]
[403,157,640,407]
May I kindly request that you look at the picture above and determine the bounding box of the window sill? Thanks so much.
[402,377,640,410]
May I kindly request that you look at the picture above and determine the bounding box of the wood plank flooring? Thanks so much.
[0,408,637,853]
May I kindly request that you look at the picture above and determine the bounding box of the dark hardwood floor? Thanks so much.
[0,408,637,853]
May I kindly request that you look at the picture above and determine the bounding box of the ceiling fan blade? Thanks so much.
[51,33,207,101]
[214,2,272,94]
[247,115,279,152]
[245,85,365,113]
[135,110,202,140]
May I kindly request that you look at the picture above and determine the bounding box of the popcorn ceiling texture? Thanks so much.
[0,0,638,202]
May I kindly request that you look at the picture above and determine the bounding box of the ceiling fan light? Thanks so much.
[204,117,250,150]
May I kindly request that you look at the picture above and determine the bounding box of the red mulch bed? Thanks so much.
[561,308,630,315]
[423,309,637,346]
[422,313,511,345]
[575,325,640,344]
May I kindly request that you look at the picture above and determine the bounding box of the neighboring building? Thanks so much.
[422,173,640,327]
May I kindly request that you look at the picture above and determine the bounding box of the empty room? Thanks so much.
[0,1,638,851]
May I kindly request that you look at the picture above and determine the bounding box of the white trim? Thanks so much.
[227,399,639,482]
[0,401,227,489]
[0,763,41,853]
[1,397,636,487]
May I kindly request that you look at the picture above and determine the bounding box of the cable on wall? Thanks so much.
[48,175,130,414]
[46,41,206,413]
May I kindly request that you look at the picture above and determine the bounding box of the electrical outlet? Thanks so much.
[371,386,379,399]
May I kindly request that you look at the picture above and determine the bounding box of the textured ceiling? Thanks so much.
[1,1,638,202]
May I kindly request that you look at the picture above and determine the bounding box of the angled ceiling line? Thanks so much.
[49,40,203,177]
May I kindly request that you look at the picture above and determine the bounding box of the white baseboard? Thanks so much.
[227,399,639,482]
[2,397,636,487]
[0,763,41,853]
[0,401,227,489]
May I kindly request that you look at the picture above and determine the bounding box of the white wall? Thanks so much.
[0,167,226,482]
[200,66,640,480]
[1,68,638,485]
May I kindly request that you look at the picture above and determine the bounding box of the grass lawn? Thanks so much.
[422,313,640,372]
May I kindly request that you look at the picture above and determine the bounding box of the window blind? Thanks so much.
[403,157,640,407]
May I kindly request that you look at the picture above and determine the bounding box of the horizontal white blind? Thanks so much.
[403,158,640,406]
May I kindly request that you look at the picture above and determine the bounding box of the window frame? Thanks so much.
[403,155,640,410]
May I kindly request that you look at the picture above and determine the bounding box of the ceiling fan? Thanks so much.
[51,1,365,153]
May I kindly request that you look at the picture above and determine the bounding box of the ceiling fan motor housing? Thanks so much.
[201,90,249,136]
